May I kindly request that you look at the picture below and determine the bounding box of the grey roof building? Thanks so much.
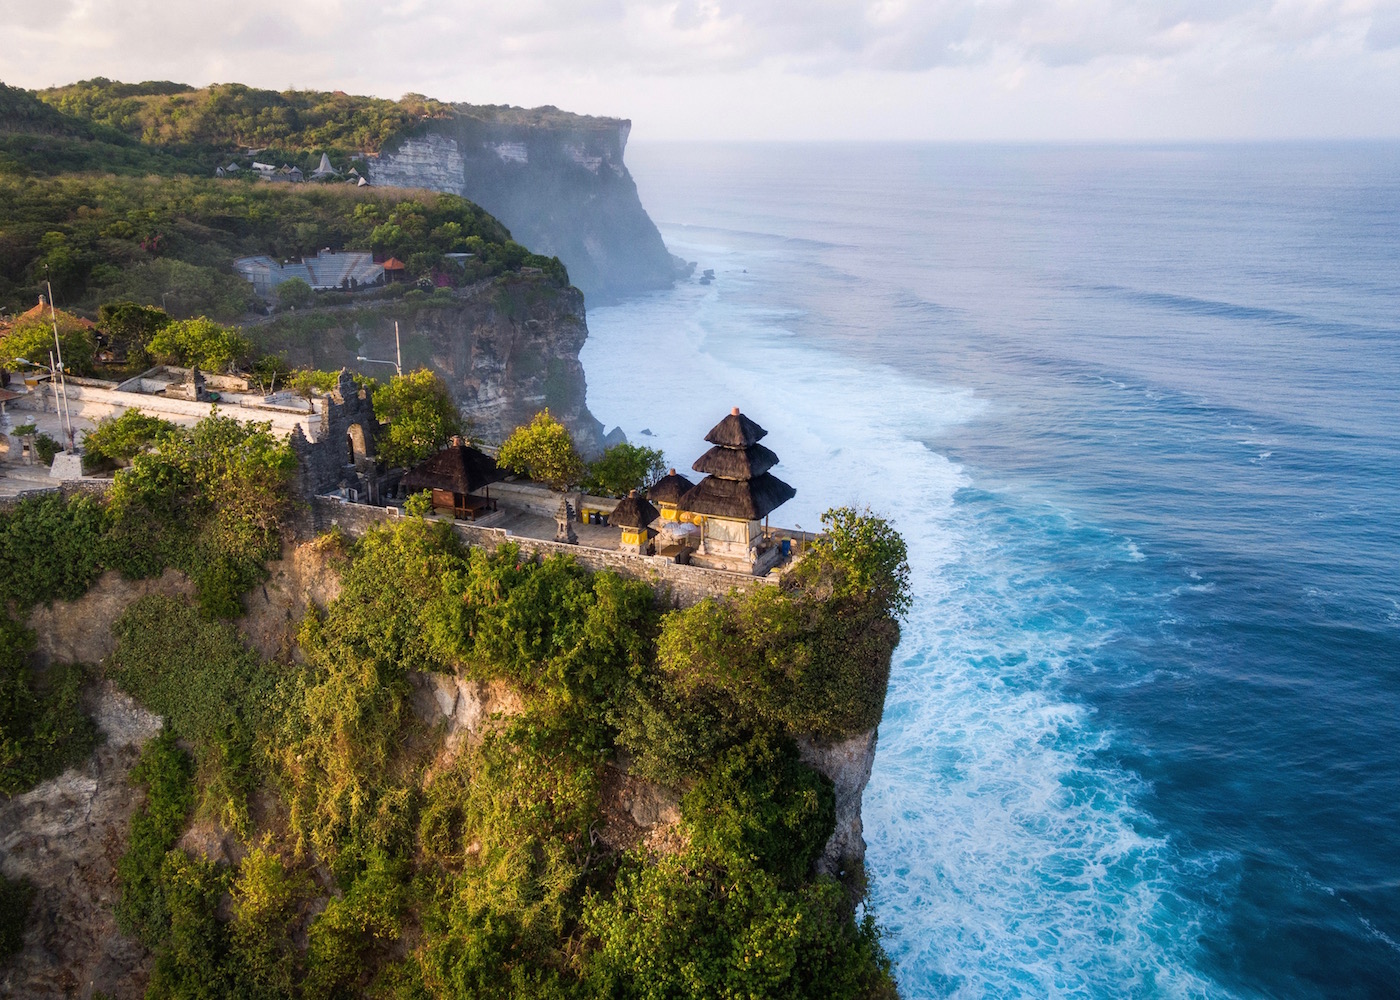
[233,251,385,299]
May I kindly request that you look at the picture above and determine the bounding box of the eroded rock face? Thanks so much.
[240,535,348,661]
[408,671,525,758]
[797,728,879,877]
[0,684,162,1000]
[27,568,194,667]
[247,277,607,453]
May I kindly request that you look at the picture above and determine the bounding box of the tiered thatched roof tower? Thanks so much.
[681,407,795,521]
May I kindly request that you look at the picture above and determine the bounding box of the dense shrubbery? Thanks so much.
[81,409,179,472]
[0,173,554,316]
[0,872,34,960]
[0,615,97,797]
[497,409,584,489]
[33,502,904,998]
[0,412,296,618]
[582,441,667,498]
[371,368,462,468]
[108,596,282,834]
[39,79,452,161]
[115,731,196,944]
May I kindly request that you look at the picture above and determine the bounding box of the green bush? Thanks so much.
[107,595,280,834]
[0,872,34,961]
[496,410,583,490]
[115,731,195,945]
[145,851,232,1000]
[0,492,105,608]
[582,442,666,498]
[81,408,178,472]
[0,615,98,797]
[582,855,894,1000]
[371,368,462,469]
[34,432,61,466]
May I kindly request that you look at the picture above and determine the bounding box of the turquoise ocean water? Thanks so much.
[579,143,1400,999]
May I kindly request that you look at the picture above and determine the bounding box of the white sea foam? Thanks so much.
[584,239,1229,999]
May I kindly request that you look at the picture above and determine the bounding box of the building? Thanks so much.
[232,251,385,299]
[679,407,796,575]
[399,437,504,519]
[645,467,694,522]
[311,153,340,180]
[610,489,660,554]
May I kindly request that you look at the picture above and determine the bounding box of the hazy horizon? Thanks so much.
[2,0,1398,143]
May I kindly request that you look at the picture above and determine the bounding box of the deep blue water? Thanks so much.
[579,142,1400,999]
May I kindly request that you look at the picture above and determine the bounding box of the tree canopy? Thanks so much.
[371,368,462,469]
[497,409,584,491]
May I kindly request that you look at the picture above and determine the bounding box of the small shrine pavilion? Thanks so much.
[400,436,504,519]
[679,407,796,574]
[645,467,695,522]
[609,489,661,554]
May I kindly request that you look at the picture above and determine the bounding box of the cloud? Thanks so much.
[0,0,1397,138]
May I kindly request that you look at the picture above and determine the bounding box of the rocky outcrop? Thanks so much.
[408,671,525,759]
[369,111,684,303]
[798,728,879,877]
[0,684,161,1000]
[240,533,348,661]
[247,276,607,453]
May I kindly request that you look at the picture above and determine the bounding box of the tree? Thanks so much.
[146,316,252,372]
[496,409,583,491]
[97,300,170,365]
[371,368,462,469]
[81,409,179,472]
[275,277,315,310]
[583,442,666,498]
[0,317,96,376]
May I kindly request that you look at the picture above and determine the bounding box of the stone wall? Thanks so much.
[309,496,774,608]
[290,371,382,501]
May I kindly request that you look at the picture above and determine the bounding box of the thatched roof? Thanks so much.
[680,472,795,520]
[691,442,778,481]
[401,441,503,495]
[646,468,694,505]
[704,407,768,448]
[610,490,660,529]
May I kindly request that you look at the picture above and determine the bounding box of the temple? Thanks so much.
[665,407,797,575]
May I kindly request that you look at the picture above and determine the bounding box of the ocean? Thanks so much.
[578,142,1400,999]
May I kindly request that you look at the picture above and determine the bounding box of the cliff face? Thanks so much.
[368,111,682,303]
[248,278,607,453]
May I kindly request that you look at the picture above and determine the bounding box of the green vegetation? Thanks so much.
[0,872,34,961]
[0,615,97,797]
[115,731,196,944]
[0,412,296,619]
[146,317,254,372]
[583,441,666,498]
[39,79,453,162]
[108,597,282,834]
[0,309,97,376]
[0,173,560,317]
[497,408,585,490]
[371,368,463,468]
[0,419,904,999]
[81,409,179,472]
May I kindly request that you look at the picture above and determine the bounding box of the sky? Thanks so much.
[1,0,1399,141]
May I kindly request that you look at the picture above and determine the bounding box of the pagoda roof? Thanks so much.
[646,468,694,505]
[680,472,795,521]
[704,407,768,448]
[382,257,406,271]
[691,442,778,481]
[400,441,503,494]
[610,490,660,529]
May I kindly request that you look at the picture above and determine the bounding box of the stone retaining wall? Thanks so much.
[309,495,775,608]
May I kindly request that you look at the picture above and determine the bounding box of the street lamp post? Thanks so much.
[356,321,403,377]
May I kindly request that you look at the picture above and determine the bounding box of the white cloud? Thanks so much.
[0,0,1397,138]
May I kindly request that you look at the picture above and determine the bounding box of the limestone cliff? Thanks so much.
[247,276,608,453]
[368,109,684,303]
